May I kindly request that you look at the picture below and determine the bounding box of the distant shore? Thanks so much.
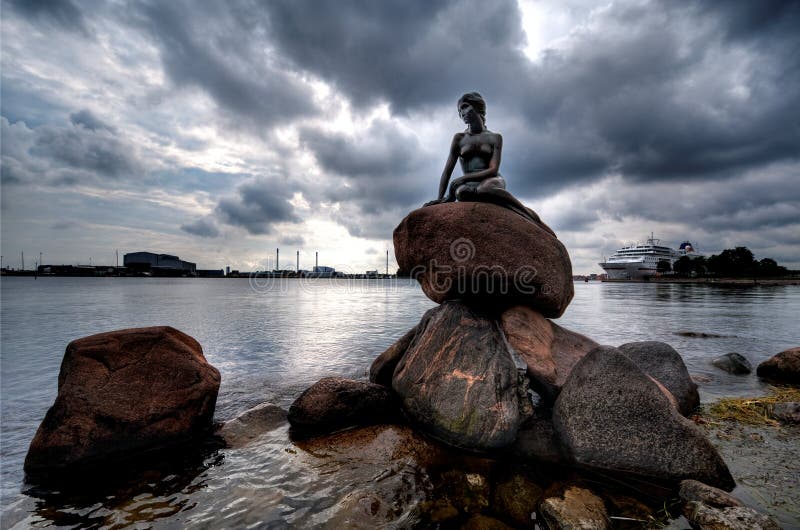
[600,277,800,286]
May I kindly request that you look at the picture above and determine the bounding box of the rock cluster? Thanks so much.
[290,201,735,491]
[24,326,220,475]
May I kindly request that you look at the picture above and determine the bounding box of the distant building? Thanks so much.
[197,269,224,278]
[313,266,335,274]
[124,252,196,276]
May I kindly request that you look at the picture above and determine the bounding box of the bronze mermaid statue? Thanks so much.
[424,92,555,236]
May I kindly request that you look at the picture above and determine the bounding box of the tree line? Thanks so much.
[660,247,789,278]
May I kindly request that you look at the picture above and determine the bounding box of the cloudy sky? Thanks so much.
[2,0,798,274]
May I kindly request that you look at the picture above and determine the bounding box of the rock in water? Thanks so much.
[24,326,220,474]
[288,377,399,436]
[215,403,287,448]
[711,352,753,375]
[540,486,610,530]
[393,202,574,317]
[684,502,781,530]
[618,341,700,416]
[500,305,598,402]
[553,346,735,490]
[392,302,532,451]
[757,347,800,384]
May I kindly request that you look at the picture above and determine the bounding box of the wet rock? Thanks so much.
[419,499,459,523]
[553,346,735,490]
[540,486,609,530]
[24,326,220,474]
[757,347,800,384]
[493,474,543,528]
[439,469,490,514]
[295,425,447,528]
[618,341,700,416]
[463,514,515,530]
[392,302,532,451]
[288,377,398,436]
[500,306,598,402]
[712,353,753,375]
[675,331,729,338]
[678,479,743,508]
[393,202,574,317]
[215,403,287,448]
[683,501,781,530]
[770,402,800,424]
[604,494,653,523]
[369,322,420,387]
[511,416,566,464]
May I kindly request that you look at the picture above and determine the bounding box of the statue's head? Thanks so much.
[458,92,486,126]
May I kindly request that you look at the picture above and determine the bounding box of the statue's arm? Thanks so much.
[436,134,461,200]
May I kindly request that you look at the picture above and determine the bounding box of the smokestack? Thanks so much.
[386,250,389,276]
[316,251,318,269]
[276,248,279,271]
[296,250,299,272]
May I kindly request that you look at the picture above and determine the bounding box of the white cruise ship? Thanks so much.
[599,234,698,280]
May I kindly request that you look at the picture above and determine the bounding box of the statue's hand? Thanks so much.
[423,198,443,207]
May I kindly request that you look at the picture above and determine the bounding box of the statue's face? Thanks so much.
[459,102,478,125]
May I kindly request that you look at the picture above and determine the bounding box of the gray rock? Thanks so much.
[540,486,609,530]
[392,302,532,451]
[712,353,753,375]
[679,479,743,508]
[288,377,398,436]
[215,403,287,448]
[757,347,800,384]
[684,501,781,530]
[771,402,800,424]
[618,341,700,416]
[553,346,735,490]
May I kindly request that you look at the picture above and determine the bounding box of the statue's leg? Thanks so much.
[476,177,556,235]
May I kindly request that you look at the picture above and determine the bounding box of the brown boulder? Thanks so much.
[393,202,574,317]
[24,326,220,474]
[757,347,800,384]
[392,302,532,451]
[500,306,598,402]
[288,377,399,436]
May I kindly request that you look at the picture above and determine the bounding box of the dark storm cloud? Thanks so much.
[180,218,220,238]
[1,117,143,186]
[216,178,302,235]
[280,235,305,246]
[299,119,433,215]
[6,0,91,36]
[262,0,528,112]
[69,109,115,133]
[129,1,317,128]
[263,0,800,197]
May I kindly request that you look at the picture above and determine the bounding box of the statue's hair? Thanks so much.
[458,92,486,120]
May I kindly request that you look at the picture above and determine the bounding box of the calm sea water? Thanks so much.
[1,277,798,527]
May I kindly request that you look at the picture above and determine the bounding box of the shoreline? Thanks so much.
[600,277,800,286]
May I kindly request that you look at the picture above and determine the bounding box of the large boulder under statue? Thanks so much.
[391,302,533,451]
[25,326,220,475]
[394,202,574,318]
